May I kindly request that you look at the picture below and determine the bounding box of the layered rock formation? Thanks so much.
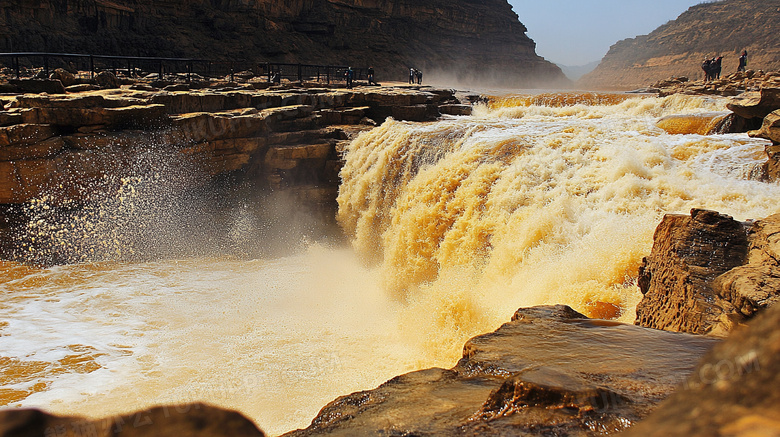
[0,0,567,87]
[645,70,780,99]
[284,305,717,436]
[635,209,780,336]
[0,82,466,263]
[580,0,780,90]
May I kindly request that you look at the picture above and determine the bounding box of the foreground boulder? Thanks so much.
[0,403,265,437]
[636,209,780,335]
[620,303,780,436]
[284,305,717,436]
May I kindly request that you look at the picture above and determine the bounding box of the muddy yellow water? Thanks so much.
[2,92,778,435]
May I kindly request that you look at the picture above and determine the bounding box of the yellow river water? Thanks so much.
[1,92,778,435]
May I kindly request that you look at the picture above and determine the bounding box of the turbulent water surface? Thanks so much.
[1,92,778,435]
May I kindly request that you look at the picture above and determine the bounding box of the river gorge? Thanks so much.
[1,82,779,435]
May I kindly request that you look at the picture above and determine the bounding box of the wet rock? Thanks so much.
[0,403,266,437]
[285,305,717,437]
[439,104,473,116]
[0,123,55,147]
[620,304,780,436]
[727,87,780,120]
[636,209,780,335]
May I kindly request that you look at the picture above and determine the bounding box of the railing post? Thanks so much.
[297,63,302,82]
[230,62,234,82]
[43,54,49,77]
[89,55,94,79]
[187,61,192,82]
[14,55,20,79]
[326,66,330,85]
[159,60,163,80]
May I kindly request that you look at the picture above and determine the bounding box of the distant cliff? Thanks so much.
[0,0,567,87]
[580,0,780,90]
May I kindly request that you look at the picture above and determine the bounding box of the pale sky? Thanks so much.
[508,0,712,66]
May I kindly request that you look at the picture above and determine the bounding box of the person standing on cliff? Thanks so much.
[738,50,748,72]
[416,69,423,85]
[367,66,376,85]
[702,58,712,81]
[409,68,416,84]
[345,67,354,89]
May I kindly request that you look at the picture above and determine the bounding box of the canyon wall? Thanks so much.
[580,0,780,90]
[0,0,567,87]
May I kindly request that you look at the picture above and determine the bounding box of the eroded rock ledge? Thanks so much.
[0,83,473,263]
[636,209,780,336]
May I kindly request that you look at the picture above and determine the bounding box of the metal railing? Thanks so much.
[0,52,368,85]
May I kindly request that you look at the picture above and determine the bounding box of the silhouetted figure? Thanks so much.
[416,69,423,85]
[367,66,376,85]
[738,50,748,72]
[702,58,712,81]
[345,67,354,89]
[409,68,416,84]
[701,56,723,81]
[711,56,723,79]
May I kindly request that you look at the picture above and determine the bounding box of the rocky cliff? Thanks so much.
[635,209,780,336]
[579,0,780,90]
[0,82,470,264]
[0,0,567,87]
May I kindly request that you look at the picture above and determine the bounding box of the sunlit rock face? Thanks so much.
[284,305,717,437]
[579,0,780,90]
[0,0,567,87]
[636,209,780,336]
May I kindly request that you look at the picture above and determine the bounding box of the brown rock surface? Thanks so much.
[750,109,780,144]
[580,0,780,90]
[620,304,780,437]
[285,305,717,436]
[0,403,266,437]
[728,87,780,120]
[0,0,567,88]
[762,143,780,182]
[636,209,780,336]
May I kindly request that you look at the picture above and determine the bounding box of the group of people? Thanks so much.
[409,68,423,84]
[701,50,748,81]
[344,66,377,89]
